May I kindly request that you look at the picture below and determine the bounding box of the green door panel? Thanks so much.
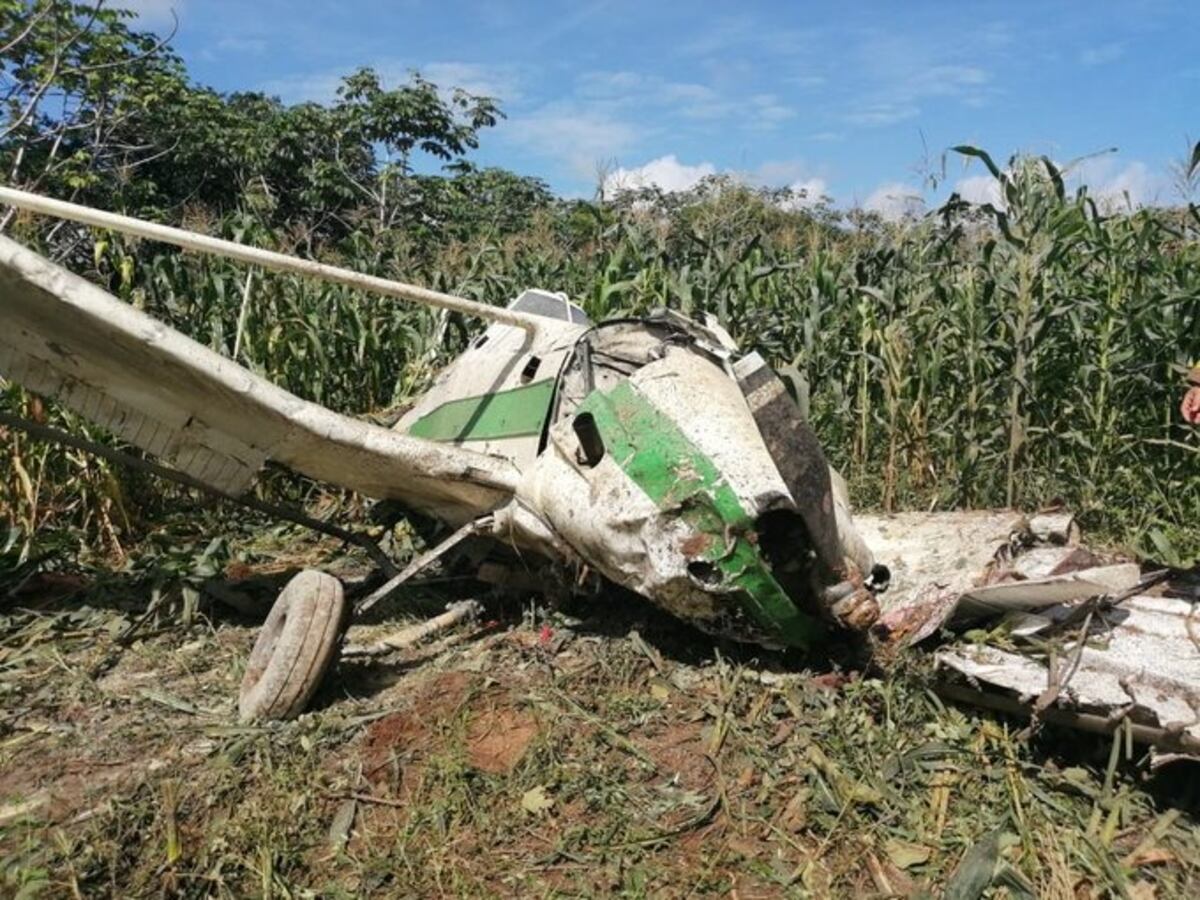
[407,378,555,443]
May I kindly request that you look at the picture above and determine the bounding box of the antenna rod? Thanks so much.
[0,186,541,335]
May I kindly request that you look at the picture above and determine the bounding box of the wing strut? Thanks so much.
[0,186,543,336]
[355,517,491,615]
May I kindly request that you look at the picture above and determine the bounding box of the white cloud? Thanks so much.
[955,173,1003,207]
[1097,162,1153,207]
[848,65,992,124]
[603,155,716,194]
[952,157,1164,212]
[843,35,995,128]
[505,104,638,180]
[601,156,829,207]
[863,182,925,221]
[1071,159,1160,210]
[576,71,728,120]
[572,70,794,129]
[751,160,829,203]
[779,178,830,209]
[119,0,182,29]
[420,62,522,100]
[1080,43,1125,66]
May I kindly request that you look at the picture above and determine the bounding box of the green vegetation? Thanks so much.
[3,521,1200,898]
[2,5,1200,896]
[2,3,1195,565]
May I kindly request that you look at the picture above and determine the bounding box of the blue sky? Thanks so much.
[126,0,1199,215]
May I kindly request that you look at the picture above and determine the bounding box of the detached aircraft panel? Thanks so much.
[0,236,519,520]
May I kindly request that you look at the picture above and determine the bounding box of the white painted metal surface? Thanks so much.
[632,346,793,514]
[863,509,1200,753]
[0,186,544,336]
[938,592,1200,747]
[0,235,518,520]
[393,297,586,469]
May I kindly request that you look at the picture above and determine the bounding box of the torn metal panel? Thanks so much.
[866,507,1141,641]
[862,508,1200,754]
[938,591,1200,751]
[957,563,1142,619]
[863,510,1024,644]
[0,234,519,521]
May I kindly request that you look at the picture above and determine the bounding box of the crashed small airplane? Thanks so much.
[1,187,1196,760]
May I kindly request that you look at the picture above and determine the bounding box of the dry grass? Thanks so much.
[3,517,1199,898]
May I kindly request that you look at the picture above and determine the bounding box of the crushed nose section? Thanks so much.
[734,352,880,631]
[526,316,883,650]
[754,508,880,632]
[573,375,823,649]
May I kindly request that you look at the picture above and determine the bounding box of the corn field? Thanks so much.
[2,153,1198,562]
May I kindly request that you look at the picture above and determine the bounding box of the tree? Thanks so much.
[1,2,507,242]
[0,0,183,224]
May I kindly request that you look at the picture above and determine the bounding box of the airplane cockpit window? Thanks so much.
[510,289,591,326]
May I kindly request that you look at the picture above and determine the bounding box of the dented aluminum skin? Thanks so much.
[0,232,878,651]
[866,510,1200,756]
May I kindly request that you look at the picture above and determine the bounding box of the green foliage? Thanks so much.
[0,3,1196,563]
[1,2,504,238]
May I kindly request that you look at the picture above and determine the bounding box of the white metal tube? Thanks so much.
[0,186,541,335]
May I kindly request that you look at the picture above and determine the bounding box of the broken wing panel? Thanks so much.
[0,236,518,519]
[938,593,1200,751]
[865,509,1200,755]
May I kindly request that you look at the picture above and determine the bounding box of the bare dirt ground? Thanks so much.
[3,524,1200,898]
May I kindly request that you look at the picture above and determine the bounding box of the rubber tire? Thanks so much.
[238,569,346,722]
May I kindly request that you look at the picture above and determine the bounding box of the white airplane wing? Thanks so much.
[0,235,519,521]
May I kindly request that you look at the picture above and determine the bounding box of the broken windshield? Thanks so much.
[509,289,591,325]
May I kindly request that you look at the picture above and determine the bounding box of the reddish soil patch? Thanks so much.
[361,711,430,776]
[0,739,182,830]
[360,670,474,781]
[466,707,538,774]
[640,720,713,790]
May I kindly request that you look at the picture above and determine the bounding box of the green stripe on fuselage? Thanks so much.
[578,381,821,649]
[408,378,555,442]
